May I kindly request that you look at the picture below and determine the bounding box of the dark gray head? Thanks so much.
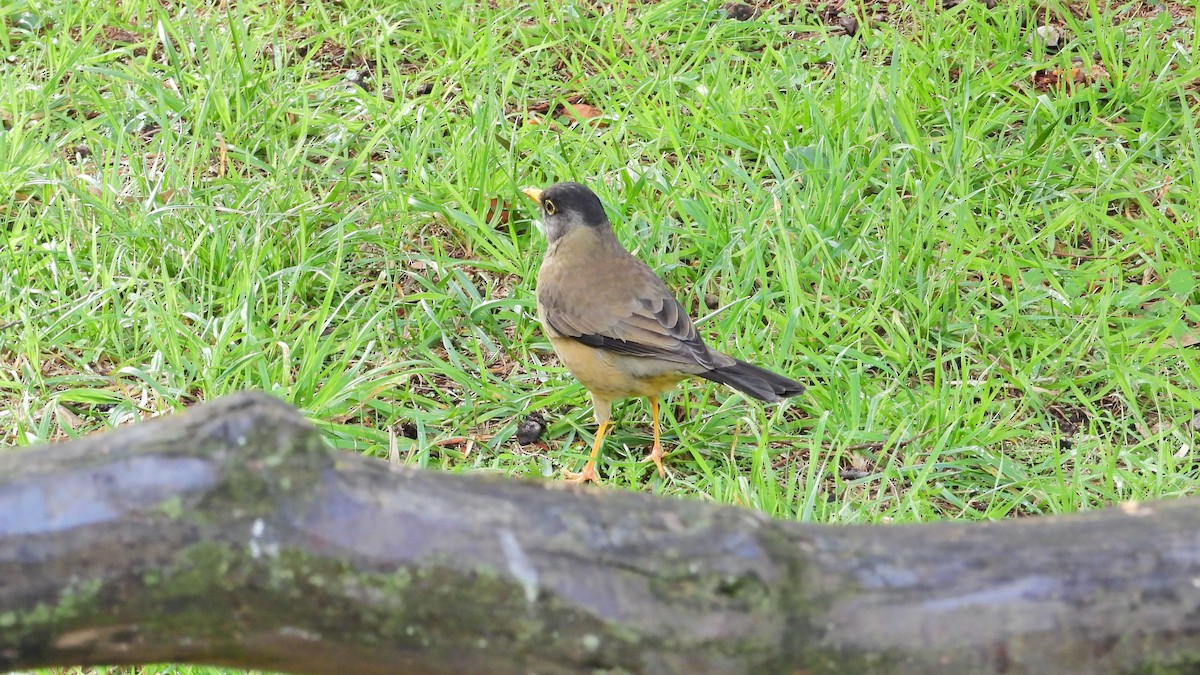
[522,182,611,244]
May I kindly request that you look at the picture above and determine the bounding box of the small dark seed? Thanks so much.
[516,413,548,445]
[722,3,760,21]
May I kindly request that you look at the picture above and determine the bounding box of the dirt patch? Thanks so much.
[1047,393,1131,440]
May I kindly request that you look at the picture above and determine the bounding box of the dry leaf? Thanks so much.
[564,102,602,120]
[485,197,509,225]
[155,188,186,204]
[524,114,558,130]
[1164,330,1200,349]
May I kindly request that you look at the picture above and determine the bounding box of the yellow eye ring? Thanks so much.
[544,199,557,216]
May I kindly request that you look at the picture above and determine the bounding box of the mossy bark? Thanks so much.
[2,392,1200,674]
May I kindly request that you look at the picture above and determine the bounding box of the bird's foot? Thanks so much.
[564,461,600,484]
[644,443,666,478]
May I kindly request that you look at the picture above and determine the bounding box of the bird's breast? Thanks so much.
[547,336,687,401]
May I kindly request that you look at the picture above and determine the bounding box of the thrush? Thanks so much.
[523,182,804,483]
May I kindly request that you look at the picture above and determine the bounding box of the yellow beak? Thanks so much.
[521,188,543,205]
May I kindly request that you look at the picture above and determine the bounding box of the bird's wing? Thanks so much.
[538,253,730,371]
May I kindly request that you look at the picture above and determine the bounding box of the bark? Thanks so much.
[0,391,1198,674]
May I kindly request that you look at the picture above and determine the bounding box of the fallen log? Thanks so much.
[1,392,1199,674]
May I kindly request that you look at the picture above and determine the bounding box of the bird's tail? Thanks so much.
[699,358,804,403]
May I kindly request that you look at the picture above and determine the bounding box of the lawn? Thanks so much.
[3,0,1200,569]
[4,0,1200,670]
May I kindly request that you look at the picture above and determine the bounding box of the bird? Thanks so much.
[522,181,804,484]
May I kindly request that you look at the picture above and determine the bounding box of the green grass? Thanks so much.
[3,0,1199,670]
[4,0,1200,541]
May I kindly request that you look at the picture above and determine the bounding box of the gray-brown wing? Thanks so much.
[538,254,730,371]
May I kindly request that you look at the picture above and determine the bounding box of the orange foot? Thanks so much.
[564,462,600,484]
[644,443,666,478]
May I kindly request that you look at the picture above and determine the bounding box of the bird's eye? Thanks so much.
[544,199,557,216]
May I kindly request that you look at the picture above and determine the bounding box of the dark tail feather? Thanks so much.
[700,358,805,403]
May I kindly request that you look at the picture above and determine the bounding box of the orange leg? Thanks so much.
[644,396,666,478]
[564,419,608,484]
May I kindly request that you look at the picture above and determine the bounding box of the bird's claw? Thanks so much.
[644,443,666,478]
[564,462,600,484]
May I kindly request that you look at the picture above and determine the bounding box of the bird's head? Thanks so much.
[522,182,610,244]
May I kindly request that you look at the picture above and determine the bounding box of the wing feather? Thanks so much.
[538,246,729,371]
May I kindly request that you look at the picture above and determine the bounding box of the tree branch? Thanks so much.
[2,392,1199,673]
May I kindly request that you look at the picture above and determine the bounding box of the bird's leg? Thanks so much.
[643,396,666,478]
[564,419,608,484]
